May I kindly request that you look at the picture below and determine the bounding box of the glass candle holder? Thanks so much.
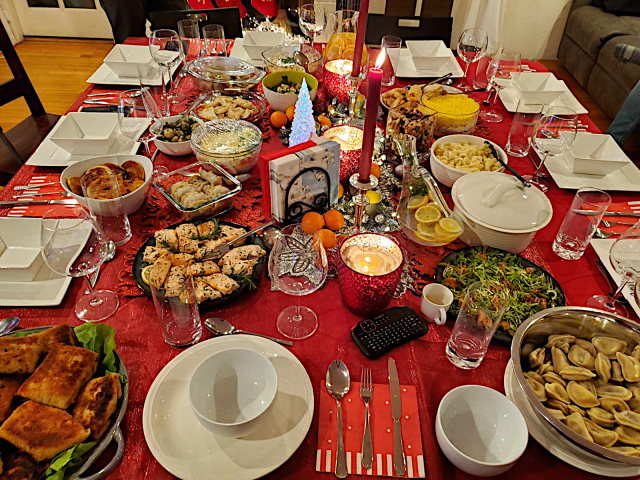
[337,233,404,316]
[323,125,364,183]
[325,59,356,104]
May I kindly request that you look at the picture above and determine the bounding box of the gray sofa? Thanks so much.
[558,0,640,121]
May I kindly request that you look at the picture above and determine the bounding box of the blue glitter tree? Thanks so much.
[289,78,315,147]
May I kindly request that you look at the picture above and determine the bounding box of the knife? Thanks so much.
[388,358,406,477]
[13,191,71,198]
[573,210,640,218]
[0,199,77,208]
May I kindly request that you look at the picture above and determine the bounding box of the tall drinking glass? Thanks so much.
[480,47,521,123]
[137,64,167,115]
[505,97,545,156]
[299,4,326,51]
[473,41,499,90]
[177,18,202,62]
[456,28,488,92]
[149,29,185,104]
[203,24,226,57]
[118,89,162,156]
[381,35,402,87]
[446,281,510,369]
[552,187,611,260]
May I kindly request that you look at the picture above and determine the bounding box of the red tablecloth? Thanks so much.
[0,38,636,480]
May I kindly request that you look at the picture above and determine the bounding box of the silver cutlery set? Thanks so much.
[326,358,406,478]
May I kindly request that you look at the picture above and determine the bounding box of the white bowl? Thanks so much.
[0,218,44,282]
[567,132,629,175]
[512,72,565,105]
[103,44,154,78]
[243,31,285,60]
[153,115,204,157]
[430,135,507,188]
[60,154,153,216]
[406,40,450,71]
[50,113,118,155]
[189,348,278,438]
[436,385,528,477]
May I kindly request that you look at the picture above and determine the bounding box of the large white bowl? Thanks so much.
[189,348,278,438]
[511,72,565,105]
[0,218,44,282]
[567,132,630,175]
[103,44,154,78]
[60,154,153,216]
[406,40,450,71]
[49,112,118,155]
[242,31,285,61]
[430,135,507,188]
[436,385,528,477]
[153,115,204,157]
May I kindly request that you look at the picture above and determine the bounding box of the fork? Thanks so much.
[601,219,635,228]
[360,367,373,470]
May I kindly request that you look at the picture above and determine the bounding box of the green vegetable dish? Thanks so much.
[158,117,199,142]
[267,75,301,95]
[439,246,565,337]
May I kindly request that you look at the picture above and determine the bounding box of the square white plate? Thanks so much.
[396,47,464,79]
[26,116,146,167]
[499,80,588,114]
[86,62,178,86]
[590,238,639,318]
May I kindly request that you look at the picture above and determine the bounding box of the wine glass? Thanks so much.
[177,18,202,62]
[118,89,162,157]
[587,221,640,317]
[480,47,521,123]
[525,106,578,192]
[299,4,327,51]
[41,206,118,322]
[268,223,329,340]
[149,29,185,105]
[457,28,488,92]
[202,24,226,57]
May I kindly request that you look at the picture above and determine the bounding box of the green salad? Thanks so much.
[439,246,564,336]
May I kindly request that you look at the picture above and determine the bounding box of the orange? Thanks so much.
[301,211,325,234]
[270,111,287,129]
[324,209,345,231]
[318,114,331,128]
[338,183,344,199]
[314,229,337,249]
[370,163,381,178]
[286,105,296,122]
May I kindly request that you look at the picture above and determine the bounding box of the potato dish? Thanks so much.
[434,141,502,173]
[157,117,199,143]
[169,167,231,210]
[196,96,258,121]
[66,160,145,199]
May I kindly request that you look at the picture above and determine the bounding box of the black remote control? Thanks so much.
[351,306,428,359]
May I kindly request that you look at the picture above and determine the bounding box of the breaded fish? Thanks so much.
[194,238,226,261]
[165,266,187,297]
[202,273,239,295]
[72,374,122,440]
[168,253,194,267]
[33,324,77,352]
[143,246,171,263]
[220,225,246,245]
[150,259,172,289]
[0,337,43,375]
[0,451,47,480]
[0,376,22,423]
[17,345,98,409]
[196,220,219,239]
[189,261,220,276]
[194,278,222,303]
[221,259,258,276]
[218,245,266,265]
[0,401,90,461]
[176,224,199,254]
[154,229,178,251]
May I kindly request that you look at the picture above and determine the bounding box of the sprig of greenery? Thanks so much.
[157,240,179,254]
[230,273,257,290]
[192,219,221,241]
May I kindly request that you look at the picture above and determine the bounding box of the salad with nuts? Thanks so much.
[158,117,199,143]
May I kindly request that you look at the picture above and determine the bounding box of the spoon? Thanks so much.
[293,50,309,69]
[204,317,293,347]
[0,317,19,336]
[169,91,209,127]
[260,225,282,251]
[426,73,453,86]
[326,360,350,479]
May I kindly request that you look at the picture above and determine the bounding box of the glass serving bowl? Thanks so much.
[190,119,263,175]
[194,88,266,129]
[421,93,480,137]
[185,57,265,91]
[262,43,323,78]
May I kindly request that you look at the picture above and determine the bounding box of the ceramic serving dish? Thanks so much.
[407,40,450,71]
[262,71,318,112]
[153,115,204,157]
[567,132,630,176]
[50,113,119,155]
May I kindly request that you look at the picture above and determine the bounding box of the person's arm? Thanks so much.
[614,44,640,65]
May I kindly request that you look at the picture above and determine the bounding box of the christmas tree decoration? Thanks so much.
[289,78,316,147]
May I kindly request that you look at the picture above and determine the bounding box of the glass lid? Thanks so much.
[187,57,259,81]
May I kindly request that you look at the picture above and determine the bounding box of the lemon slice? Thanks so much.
[326,43,343,61]
[430,234,459,244]
[439,217,462,234]
[416,222,437,237]
[141,265,154,285]
[415,205,441,224]
[408,195,428,210]
[428,188,438,203]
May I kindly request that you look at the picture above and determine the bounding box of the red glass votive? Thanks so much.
[337,233,404,316]
[324,59,355,104]
[323,125,364,183]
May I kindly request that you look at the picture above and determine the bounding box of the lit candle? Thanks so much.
[351,0,370,77]
[324,59,355,104]
[342,240,402,276]
[323,125,363,182]
[358,49,385,184]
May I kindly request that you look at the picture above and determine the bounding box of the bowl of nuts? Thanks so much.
[153,115,204,157]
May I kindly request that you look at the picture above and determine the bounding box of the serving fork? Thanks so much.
[360,367,373,470]
[601,219,635,228]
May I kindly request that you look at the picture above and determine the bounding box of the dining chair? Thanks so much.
[148,8,243,40]
[365,15,453,47]
[0,22,59,186]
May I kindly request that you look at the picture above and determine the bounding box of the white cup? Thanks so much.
[421,284,453,325]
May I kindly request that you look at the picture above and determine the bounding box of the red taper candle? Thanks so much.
[351,0,369,77]
[358,49,385,183]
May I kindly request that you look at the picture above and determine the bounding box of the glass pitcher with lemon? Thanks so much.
[324,10,369,77]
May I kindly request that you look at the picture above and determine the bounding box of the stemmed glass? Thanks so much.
[457,28,488,91]
[268,223,329,340]
[149,29,185,105]
[480,47,521,123]
[202,24,226,57]
[525,106,578,192]
[299,4,327,51]
[587,221,640,318]
[177,18,201,62]
[41,206,118,322]
[118,89,162,157]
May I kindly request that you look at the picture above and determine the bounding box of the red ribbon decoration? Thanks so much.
[251,0,278,18]
[187,0,247,18]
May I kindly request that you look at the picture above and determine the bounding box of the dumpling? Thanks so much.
[548,408,566,421]
[169,182,193,202]
[594,377,610,388]
[537,362,554,375]
[198,168,223,186]
[565,412,593,442]
[181,191,207,208]
[595,353,611,383]
[576,380,597,397]
[529,348,545,368]
[545,382,571,404]
[628,386,640,413]
[568,404,586,417]
[596,385,633,401]
[592,336,627,359]
[543,372,567,387]
[608,446,640,457]
[633,345,640,362]
[559,366,596,381]
[615,425,640,445]
[552,347,570,374]
[587,407,617,428]
[575,338,597,357]
[524,371,544,385]
[568,344,595,370]
[521,343,535,358]
[527,378,547,402]
[615,410,640,431]
[566,381,600,408]
[612,361,625,382]
[600,396,630,413]
[583,418,619,447]
[546,334,575,349]
[616,352,640,383]
[547,399,570,415]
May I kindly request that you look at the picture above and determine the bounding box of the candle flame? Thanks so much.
[375,48,386,69]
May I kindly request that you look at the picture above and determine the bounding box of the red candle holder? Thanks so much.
[324,59,357,104]
[337,233,404,316]
[322,125,363,183]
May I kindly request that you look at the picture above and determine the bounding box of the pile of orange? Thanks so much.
[270,105,297,129]
[301,209,345,249]
[324,33,369,66]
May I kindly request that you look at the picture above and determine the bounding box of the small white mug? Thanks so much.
[421,284,454,325]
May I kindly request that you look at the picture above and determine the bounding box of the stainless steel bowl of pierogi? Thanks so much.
[511,306,640,466]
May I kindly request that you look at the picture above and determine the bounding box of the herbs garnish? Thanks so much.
[157,240,179,254]
[230,273,257,290]
[192,219,221,241]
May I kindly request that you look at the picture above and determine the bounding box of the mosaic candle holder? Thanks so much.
[324,59,356,105]
[322,125,363,183]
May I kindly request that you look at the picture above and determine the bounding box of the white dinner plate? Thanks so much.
[590,238,640,318]
[86,62,179,86]
[396,48,464,79]
[504,360,640,477]
[26,116,146,167]
[143,334,314,480]
[229,38,264,67]
[498,80,588,115]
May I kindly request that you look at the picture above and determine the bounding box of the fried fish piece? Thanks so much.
[66,176,82,196]
[165,266,187,297]
[122,160,145,181]
[189,261,220,276]
[0,450,48,480]
[33,324,77,352]
[221,259,257,276]
[72,374,122,440]
[0,337,43,375]
[0,401,90,462]
[194,278,222,303]
[218,245,266,266]
[196,220,219,239]
[150,258,172,289]
[168,253,194,267]
[154,229,178,251]
[220,225,246,245]
[17,345,98,409]
[143,246,171,263]
[202,273,239,295]
[0,376,22,423]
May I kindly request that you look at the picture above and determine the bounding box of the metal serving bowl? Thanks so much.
[511,306,640,466]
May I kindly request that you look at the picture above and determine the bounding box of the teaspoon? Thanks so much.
[326,360,350,479]
[0,317,19,336]
[204,317,293,347]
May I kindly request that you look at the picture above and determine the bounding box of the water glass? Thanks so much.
[456,28,488,91]
[473,41,499,90]
[381,35,402,87]
[202,24,226,57]
[446,281,510,369]
[137,64,168,115]
[118,88,162,155]
[177,18,201,62]
[151,271,202,347]
[299,4,327,50]
[553,187,611,260]
[506,97,545,157]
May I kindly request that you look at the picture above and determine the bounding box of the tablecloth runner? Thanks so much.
[0,38,637,480]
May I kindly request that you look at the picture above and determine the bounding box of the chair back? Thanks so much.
[149,8,243,40]
[365,15,453,47]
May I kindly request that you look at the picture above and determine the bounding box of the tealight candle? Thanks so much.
[324,59,355,104]
[323,125,363,182]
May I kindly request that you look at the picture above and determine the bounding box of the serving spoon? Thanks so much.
[0,317,19,336]
[204,317,293,347]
